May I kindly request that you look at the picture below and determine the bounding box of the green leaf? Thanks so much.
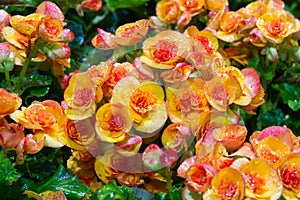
[0,151,21,187]
[1,178,35,200]
[93,180,138,200]
[258,108,284,128]
[11,72,52,95]
[274,83,300,111]
[35,165,91,199]
[65,20,84,49]
[103,0,150,11]
[25,87,50,102]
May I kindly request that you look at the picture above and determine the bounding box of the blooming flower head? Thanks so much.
[256,10,300,44]
[113,19,149,46]
[212,124,247,152]
[240,158,283,199]
[217,11,243,42]
[36,1,64,22]
[204,73,242,111]
[9,13,44,37]
[10,100,67,148]
[176,0,205,15]
[0,88,22,119]
[0,118,24,150]
[279,153,300,199]
[185,162,217,192]
[64,72,96,120]
[91,28,118,50]
[112,76,167,134]
[80,0,102,12]
[161,122,191,152]
[184,26,219,55]
[156,0,181,24]
[140,30,192,69]
[166,78,210,124]
[205,0,228,11]
[203,167,245,200]
[95,103,132,143]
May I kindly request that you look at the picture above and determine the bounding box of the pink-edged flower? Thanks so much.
[185,162,217,192]
[91,28,118,50]
[36,1,64,22]
[142,144,164,171]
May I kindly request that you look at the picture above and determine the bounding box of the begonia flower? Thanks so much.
[64,72,96,120]
[112,76,167,134]
[240,158,283,199]
[156,0,181,24]
[0,88,22,119]
[256,10,300,44]
[36,1,64,22]
[166,78,209,125]
[140,30,192,69]
[203,167,245,200]
[112,19,149,46]
[95,103,132,143]
[185,162,217,192]
[279,153,300,199]
[91,28,118,50]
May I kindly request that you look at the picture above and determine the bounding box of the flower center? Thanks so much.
[152,40,178,63]
[130,89,157,115]
[73,88,94,107]
[267,20,284,36]
[244,172,266,194]
[25,105,56,129]
[281,165,300,189]
[218,180,238,200]
[195,35,214,54]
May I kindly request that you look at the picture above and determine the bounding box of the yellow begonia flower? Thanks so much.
[156,0,181,24]
[0,88,22,119]
[256,10,300,44]
[140,30,192,69]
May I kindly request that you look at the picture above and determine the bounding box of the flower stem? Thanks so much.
[4,70,12,89]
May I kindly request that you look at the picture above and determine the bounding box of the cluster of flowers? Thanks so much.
[0,1,75,80]
[0,0,300,199]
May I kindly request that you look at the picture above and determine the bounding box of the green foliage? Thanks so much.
[104,0,150,11]
[92,180,138,200]
[0,151,21,187]
[11,72,52,95]
[34,165,92,199]
[274,83,300,111]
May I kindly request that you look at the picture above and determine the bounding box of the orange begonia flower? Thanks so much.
[166,78,209,124]
[0,88,22,119]
[2,27,29,50]
[212,124,247,152]
[240,158,283,199]
[156,0,181,24]
[91,28,118,50]
[37,16,64,42]
[160,62,194,83]
[140,30,192,69]
[176,0,205,15]
[217,11,243,42]
[205,0,228,11]
[95,103,132,143]
[36,1,64,22]
[0,118,24,150]
[64,72,96,120]
[9,13,44,37]
[204,74,242,111]
[184,26,218,55]
[279,153,300,199]
[81,0,102,12]
[10,100,67,148]
[185,162,217,192]
[161,123,191,152]
[112,76,167,134]
[203,167,245,200]
[256,10,300,44]
[112,19,149,46]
